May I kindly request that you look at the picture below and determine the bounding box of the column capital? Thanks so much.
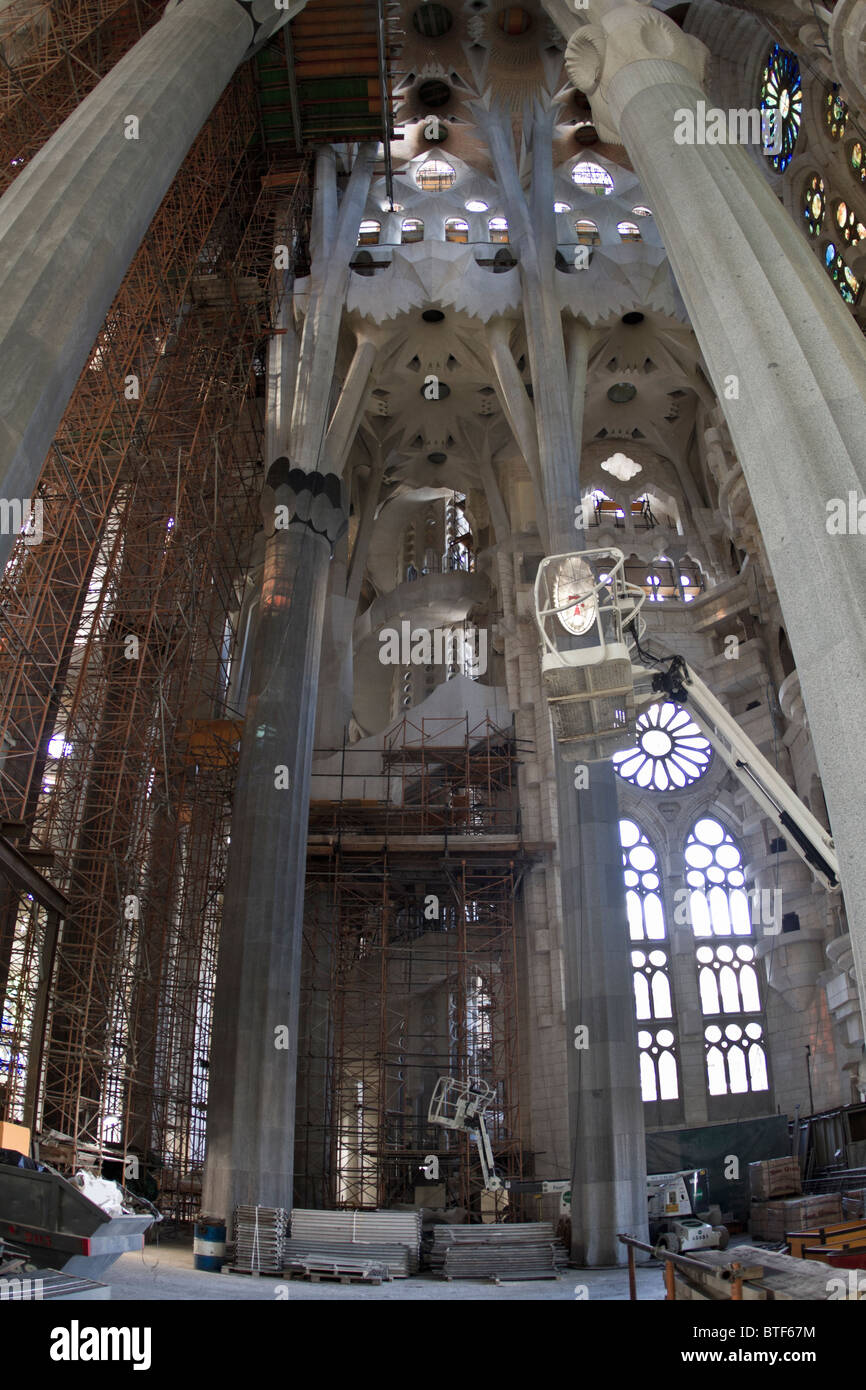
[563,0,707,142]
[262,459,348,546]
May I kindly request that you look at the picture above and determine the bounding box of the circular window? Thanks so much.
[412,4,453,38]
[614,702,712,791]
[572,161,614,195]
[465,199,489,213]
[418,79,451,109]
[497,6,532,35]
[607,382,637,403]
[803,174,825,237]
[632,206,653,218]
[416,159,456,191]
[759,44,802,172]
[834,200,866,245]
[422,308,445,322]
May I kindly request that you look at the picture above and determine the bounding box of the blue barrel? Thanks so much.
[194,1221,226,1272]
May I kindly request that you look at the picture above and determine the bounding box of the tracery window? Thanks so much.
[620,820,680,1102]
[614,702,712,791]
[824,242,861,303]
[833,201,866,246]
[685,817,769,1099]
[852,142,866,185]
[803,174,825,237]
[826,91,847,141]
[759,44,802,172]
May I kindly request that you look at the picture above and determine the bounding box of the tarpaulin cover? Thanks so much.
[645,1115,789,1221]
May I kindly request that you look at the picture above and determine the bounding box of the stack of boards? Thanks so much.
[231,1205,287,1274]
[430,1222,568,1282]
[284,1209,422,1284]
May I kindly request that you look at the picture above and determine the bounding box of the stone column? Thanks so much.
[554,0,866,1033]
[478,100,648,1265]
[0,0,306,577]
[201,146,375,1221]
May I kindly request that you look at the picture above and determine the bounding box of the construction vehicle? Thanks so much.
[427,1076,570,1206]
[647,1168,729,1254]
[533,548,839,893]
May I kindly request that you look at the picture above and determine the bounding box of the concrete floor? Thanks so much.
[106,1238,666,1301]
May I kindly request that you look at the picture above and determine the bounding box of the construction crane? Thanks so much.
[533,548,839,894]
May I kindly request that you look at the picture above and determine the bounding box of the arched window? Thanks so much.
[416,159,456,191]
[575,218,600,245]
[402,218,424,243]
[357,219,381,246]
[824,242,860,303]
[614,703,712,791]
[571,161,614,195]
[445,217,469,243]
[686,816,768,1098]
[620,820,680,1101]
[488,216,509,243]
[851,141,866,185]
[826,90,846,141]
[617,220,642,243]
[803,175,825,238]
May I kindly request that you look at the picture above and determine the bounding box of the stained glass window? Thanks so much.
[759,44,802,172]
[826,90,846,141]
[833,200,866,245]
[824,242,861,303]
[851,142,866,185]
[803,174,825,237]
[613,702,712,791]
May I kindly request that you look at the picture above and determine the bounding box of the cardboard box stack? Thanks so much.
[748,1156,832,1241]
[748,1156,802,1201]
[749,1192,843,1241]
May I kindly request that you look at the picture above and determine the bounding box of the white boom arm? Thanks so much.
[427,1077,502,1192]
[533,549,840,895]
[643,655,839,893]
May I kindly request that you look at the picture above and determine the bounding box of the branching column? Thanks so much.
[479,99,647,1265]
[202,146,376,1221]
[553,0,866,1043]
[0,0,306,575]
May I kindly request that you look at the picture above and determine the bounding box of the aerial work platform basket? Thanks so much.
[533,548,649,761]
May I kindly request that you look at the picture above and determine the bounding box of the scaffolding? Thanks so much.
[0,48,312,1214]
[299,718,526,1216]
[0,0,169,195]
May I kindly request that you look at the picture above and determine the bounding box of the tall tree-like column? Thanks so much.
[548,0,866,1046]
[0,0,307,576]
[478,100,647,1265]
[202,147,376,1221]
